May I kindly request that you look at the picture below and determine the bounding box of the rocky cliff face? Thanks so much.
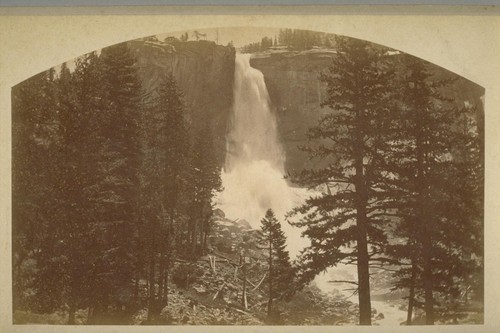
[130,39,235,163]
[251,49,485,175]
[251,50,336,174]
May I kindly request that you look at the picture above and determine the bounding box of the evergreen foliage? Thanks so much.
[12,43,223,324]
[187,123,223,257]
[278,29,324,50]
[288,39,483,326]
[384,55,484,324]
[140,73,192,321]
[288,36,395,325]
[259,209,294,322]
[240,30,334,53]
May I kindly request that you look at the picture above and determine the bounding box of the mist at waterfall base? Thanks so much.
[217,54,309,258]
[216,54,406,324]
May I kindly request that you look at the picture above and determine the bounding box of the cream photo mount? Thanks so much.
[1,5,499,333]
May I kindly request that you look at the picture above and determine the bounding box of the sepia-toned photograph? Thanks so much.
[3,7,497,329]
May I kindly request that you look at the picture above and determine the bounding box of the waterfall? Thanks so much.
[217,54,307,256]
[225,53,285,174]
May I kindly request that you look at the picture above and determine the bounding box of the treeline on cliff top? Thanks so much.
[241,29,336,53]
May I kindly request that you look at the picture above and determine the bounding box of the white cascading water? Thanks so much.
[217,54,308,257]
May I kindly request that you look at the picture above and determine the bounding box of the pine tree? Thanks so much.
[445,102,483,306]
[187,123,222,257]
[87,42,143,324]
[12,68,61,312]
[180,32,189,42]
[12,50,133,321]
[33,68,70,313]
[140,73,190,321]
[384,55,483,324]
[56,54,108,324]
[289,36,395,325]
[424,103,483,323]
[259,209,293,322]
[55,61,86,324]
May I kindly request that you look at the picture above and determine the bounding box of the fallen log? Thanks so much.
[174,258,190,263]
[212,281,227,302]
[230,306,250,316]
[211,250,238,264]
[251,273,267,291]
[208,255,217,274]
[248,300,267,310]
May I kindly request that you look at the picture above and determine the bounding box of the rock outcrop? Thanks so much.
[251,49,336,173]
[130,39,235,163]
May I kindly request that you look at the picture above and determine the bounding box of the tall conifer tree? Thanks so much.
[141,73,190,321]
[87,42,143,323]
[12,69,61,312]
[259,209,293,322]
[384,55,483,324]
[289,36,394,325]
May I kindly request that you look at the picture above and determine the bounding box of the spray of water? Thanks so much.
[217,54,308,257]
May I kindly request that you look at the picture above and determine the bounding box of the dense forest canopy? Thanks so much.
[12,42,222,324]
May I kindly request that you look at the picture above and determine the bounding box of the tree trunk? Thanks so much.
[147,243,156,322]
[199,229,204,254]
[407,261,417,325]
[356,218,371,325]
[415,110,434,325]
[88,298,106,325]
[87,307,93,324]
[68,270,78,325]
[163,257,169,305]
[267,235,273,319]
[12,250,28,312]
[68,302,76,325]
[242,256,248,310]
[423,238,434,324]
[158,252,165,306]
[202,230,208,254]
[87,259,101,324]
[189,218,196,257]
[354,109,371,326]
[134,264,140,305]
